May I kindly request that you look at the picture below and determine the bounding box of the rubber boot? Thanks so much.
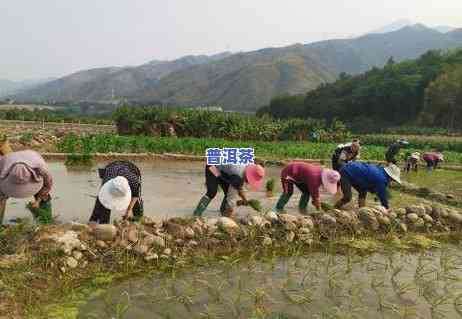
[27,196,53,224]
[130,201,144,222]
[334,198,349,209]
[0,199,6,226]
[38,197,53,224]
[298,193,310,215]
[219,197,228,215]
[275,193,291,213]
[193,196,211,217]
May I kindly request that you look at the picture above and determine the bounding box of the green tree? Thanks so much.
[422,65,462,131]
[256,49,462,132]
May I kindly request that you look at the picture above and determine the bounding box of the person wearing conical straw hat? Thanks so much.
[193,163,265,218]
[404,152,420,173]
[335,162,401,210]
[89,161,143,224]
[423,151,444,171]
[0,150,53,225]
[274,162,340,214]
[385,139,409,165]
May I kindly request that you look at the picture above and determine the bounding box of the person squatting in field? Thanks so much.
[89,160,143,224]
[0,150,53,225]
[423,151,444,171]
[274,162,340,214]
[331,139,361,172]
[335,162,401,210]
[193,164,265,217]
[385,139,409,164]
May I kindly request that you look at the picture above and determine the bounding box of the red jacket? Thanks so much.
[281,162,322,200]
[423,152,443,162]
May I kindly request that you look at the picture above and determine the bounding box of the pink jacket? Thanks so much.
[0,150,53,198]
[281,162,322,201]
[423,152,443,162]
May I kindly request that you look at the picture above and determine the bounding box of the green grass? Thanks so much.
[403,169,462,199]
[361,134,462,152]
[57,134,462,164]
[64,154,94,167]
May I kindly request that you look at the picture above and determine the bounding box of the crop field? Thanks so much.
[57,134,462,164]
[3,112,462,319]
[403,170,462,200]
[80,247,462,319]
[361,134,462,152]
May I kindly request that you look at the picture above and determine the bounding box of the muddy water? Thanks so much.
[5,161,326,223]
[78,246,462,319]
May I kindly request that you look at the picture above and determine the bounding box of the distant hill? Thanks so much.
[14,53,232,102]
[16,24,462,111]
[448,28,462,41]
[0,78,54,97]
[368,19,415,34]
[141,24,462,111]
[433,25,456,33]
[368,20,456,35]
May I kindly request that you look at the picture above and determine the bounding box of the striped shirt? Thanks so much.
[100,161,142,197]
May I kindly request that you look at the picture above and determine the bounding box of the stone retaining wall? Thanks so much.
[17,202,462,273]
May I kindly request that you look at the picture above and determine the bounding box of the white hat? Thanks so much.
[384,164,401,184]
[411,152,420,160]
[98,176,131,211]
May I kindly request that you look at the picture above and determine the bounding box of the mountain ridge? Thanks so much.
[15,25,462,111]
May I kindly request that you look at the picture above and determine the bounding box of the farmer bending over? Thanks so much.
[331,139,361,172]
[335,162,401,210]
[404,152,420,173]
[0,150,53,225]
[275,162,340,214]
[385,139,409,164]
[193,164,265,218]
[423,151,444,171]
[89,161,143,224]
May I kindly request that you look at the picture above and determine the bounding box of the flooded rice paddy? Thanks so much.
[403,169,462,201]
[5,160,461,224]
[78,245,462,319]
[4,160,295,223]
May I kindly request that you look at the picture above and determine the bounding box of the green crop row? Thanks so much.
[57,134,462,164]
[113,106,350,142]
[0,108,113,125]
[361,134,462,152]
[383,126,462,136]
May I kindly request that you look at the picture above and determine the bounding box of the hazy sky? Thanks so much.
[1,0,461,80]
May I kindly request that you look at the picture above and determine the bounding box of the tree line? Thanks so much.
[257,49,462,132]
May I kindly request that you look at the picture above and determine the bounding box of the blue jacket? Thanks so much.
[341,162,390,208]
